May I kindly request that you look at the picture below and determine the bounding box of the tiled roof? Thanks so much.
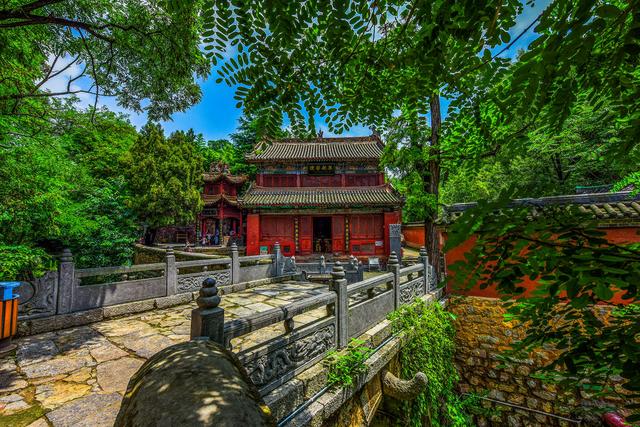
[202,173,247,184]
[245,136,384,162]
[439,191,640,224]
[202,194,239,206]
[239,184,403,208]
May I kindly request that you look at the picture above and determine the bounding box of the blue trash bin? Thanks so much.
[0,281,20,353]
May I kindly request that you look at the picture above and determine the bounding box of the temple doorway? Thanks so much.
[313,217,332,253]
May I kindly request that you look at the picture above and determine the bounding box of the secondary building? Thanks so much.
[240,135,403,258]
[199,162,247,245]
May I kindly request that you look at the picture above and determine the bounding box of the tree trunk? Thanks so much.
[424,94,442,278]
[144,227,157,246]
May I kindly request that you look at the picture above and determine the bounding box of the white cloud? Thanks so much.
[41,54,148,127]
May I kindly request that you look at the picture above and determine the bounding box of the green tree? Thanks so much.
[0,0,209,126]
[0,103,139,271]
[206,0,522,273]
[126,124,203,245]
[441,102,639,204]
[201,1,640,417]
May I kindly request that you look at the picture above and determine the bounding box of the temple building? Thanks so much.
[155,163,247,244]
[199,162,247,245]
[240,135,403,258]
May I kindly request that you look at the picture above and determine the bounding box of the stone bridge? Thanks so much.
[0,250,439,426]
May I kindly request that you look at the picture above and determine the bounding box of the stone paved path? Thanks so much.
[0,280,328,427]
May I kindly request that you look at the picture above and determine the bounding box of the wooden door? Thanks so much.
[332,215,345,253]
[299,216,312,254]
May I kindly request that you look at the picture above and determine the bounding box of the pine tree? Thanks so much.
[126,123,203,244]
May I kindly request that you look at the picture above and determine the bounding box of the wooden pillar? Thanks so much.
[246,213,260,255]
[219,202,225,236]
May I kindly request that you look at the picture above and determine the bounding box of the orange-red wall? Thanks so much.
[404,222,639,303]
[402,223,425,248]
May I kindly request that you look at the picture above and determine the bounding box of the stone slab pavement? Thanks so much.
[0,280,329,427]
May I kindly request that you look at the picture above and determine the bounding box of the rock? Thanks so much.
[35,381,92,409]
[117,333,175,358]
[0,393,24,404]
[22,355,93,379]
[26,418,50,427]
[46,392,122,427]
[533,390,557,401]
[97,357,144,393]
[0,370,28,393]
[115,339,274,427]
[16,339,59,366]
[0,393,29,414]
[91,320,156,339]
[64,367,93,383]
[89,341,128,363]
[170,323,191,335]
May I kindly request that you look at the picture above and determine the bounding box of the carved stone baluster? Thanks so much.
[331,261,348,348]
[388,252,401,309]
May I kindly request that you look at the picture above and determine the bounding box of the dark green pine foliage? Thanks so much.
[126,124,203,244]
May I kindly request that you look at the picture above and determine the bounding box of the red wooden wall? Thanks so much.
[245,212,400,257]
[257,173,384,188]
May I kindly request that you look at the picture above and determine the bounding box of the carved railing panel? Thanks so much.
[177,269,231,292]
[18,271,58,320]
[238,317,337,395]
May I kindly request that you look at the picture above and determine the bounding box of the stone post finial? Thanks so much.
[166,247,174,256]
[60,248,73,262]
[191,278,225,344]
[331,261,345,280]
[388,251,399,266]
[419,246,427,257]
[230,242,238,252]
[196,278,220,309]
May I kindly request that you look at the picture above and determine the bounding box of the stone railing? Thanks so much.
[290,255,364,284]
[17,243,285,322]
[191,247,437,395]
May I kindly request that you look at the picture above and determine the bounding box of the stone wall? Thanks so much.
[449,296,623,427]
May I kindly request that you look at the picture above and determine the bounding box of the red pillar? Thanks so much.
[383,211,402,257]
[246,213,260,255]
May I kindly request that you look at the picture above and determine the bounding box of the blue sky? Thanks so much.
[49,1,550,141]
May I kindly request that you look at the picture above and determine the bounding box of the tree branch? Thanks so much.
[0,0,64,16]
[0,13,116,42]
